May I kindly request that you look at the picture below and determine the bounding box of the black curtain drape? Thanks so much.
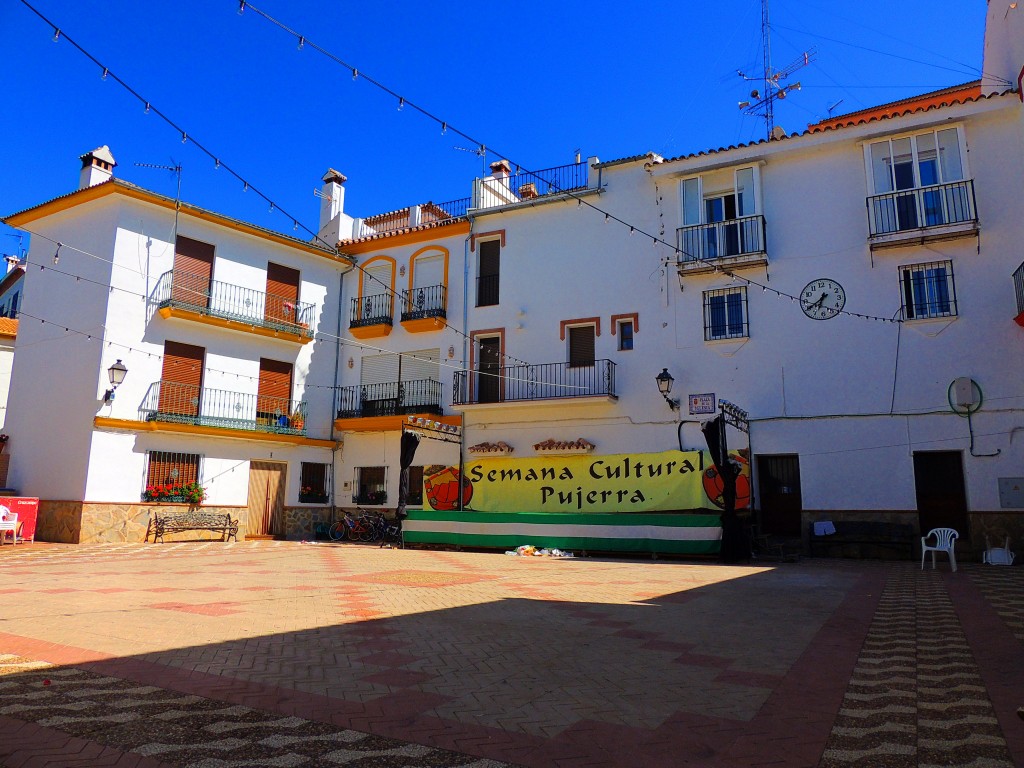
[396,430,420,520]
[701,415,747,563]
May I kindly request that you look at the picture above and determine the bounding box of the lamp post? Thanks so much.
[103,359,127,403]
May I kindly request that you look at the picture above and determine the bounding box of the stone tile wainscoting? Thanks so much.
[35,501,249,544]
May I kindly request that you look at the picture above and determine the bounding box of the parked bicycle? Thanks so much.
[328,509,386,543]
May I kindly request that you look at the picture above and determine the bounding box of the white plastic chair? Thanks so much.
[921,527,958,572]
[0,509,17,545]
[982,535,1016,566]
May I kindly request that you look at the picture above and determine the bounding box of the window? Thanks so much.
[355,466,387,505]
[408,466,424,506]
[617,320,634,351]
[257,358,294,426]
[703,287,748,340]
[351,257,395,327]
[866,128,972,234]
[143,451,202,501]
[477,239,500,306]
[900,261,956,320]
[300,462,331,503]
[568,325,596,367]
[679,167,763,261]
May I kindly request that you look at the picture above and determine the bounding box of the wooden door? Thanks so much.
[159,341,205,417]
[756,454,802,536]
[914,451,969,537]
[265,262,300,326]
[248,461,287,537]
[172,236,214,308]
[477,337,501,404]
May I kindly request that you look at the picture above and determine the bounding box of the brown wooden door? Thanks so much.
[248,461,286,537]
[477,337,501,404]
[265,262,300,326]
[159,341,205,417]
[172,236,214,308]
[756,454,802,536]
[257,358,293,425]
[914,451,969,537]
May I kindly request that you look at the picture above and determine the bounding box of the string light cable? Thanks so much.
[236,2,908,324]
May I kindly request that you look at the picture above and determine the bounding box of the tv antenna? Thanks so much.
[737,0,815,140]
[135,161,183,237]
[826,99,845,118]
[454,145,487,177]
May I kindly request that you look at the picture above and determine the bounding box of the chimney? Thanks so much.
[78,146,116,189]
[318,168,354,243]
[489,159,511,180]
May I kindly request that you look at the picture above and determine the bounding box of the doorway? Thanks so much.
[477,336,501,404]
[913,451,968,536]
[248,461,287,538]
[756,454,802,536]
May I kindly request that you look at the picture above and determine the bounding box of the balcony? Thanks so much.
[1014,261,1024,327]
[334,379,450,432]
[139,380,307,436]
[453,359,617,408]
[349,293,393,339]
[867,180,978,250]
[676,215,767,276]
[152,269,315,344]
[400,284,447,332]
[472,161,598,211]
[352,198,471,239]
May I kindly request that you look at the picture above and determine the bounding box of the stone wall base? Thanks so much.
[36,501,249,544]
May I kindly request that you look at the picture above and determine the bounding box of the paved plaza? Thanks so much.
[0,541,1022,767]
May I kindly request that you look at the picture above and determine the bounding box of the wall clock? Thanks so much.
[800,278,846,320]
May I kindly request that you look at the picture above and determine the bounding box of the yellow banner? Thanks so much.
[423,450,750,513]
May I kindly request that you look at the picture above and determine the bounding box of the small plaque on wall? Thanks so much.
[998,478,1024,508]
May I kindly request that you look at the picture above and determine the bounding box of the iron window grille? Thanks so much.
[354,466,387,506]
[899,260,957,320]
[300,462,331,504]
[703,287,749,341]
[143,451,203,502]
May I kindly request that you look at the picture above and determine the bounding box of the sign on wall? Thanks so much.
[688,393,716,415]
[423,450,750,514]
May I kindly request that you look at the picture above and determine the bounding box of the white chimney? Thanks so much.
[78,146,116,189]
[489,159,511,181]
[982,0,1024,96]
[318,168,356,243]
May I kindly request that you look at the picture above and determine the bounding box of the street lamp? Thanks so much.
[655,368,679,410]
[103,359,127,403]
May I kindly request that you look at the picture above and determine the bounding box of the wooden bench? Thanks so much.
[809,520,915,559]
[147,510,239,543]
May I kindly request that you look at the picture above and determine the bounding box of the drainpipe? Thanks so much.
[330,270,344,513]
[458,226,472,510]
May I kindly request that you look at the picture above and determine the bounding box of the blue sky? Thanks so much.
[1,0,988,253]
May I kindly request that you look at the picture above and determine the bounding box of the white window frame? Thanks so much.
[679,165,762,227]
[863,125,969,194]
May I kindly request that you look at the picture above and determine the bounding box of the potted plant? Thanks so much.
[290,410,305,431]
[299,485,328,504]
[143,481,206,505]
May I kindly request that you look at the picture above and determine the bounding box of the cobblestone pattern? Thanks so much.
[968,565,1024,642]
[821,564,1014,768]
[0,654,511,768]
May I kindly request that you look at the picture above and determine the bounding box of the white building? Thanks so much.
[3,148,353,542]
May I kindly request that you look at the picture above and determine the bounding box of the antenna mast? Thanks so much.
[737,0,816,140]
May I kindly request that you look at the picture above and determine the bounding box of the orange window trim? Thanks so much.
[610,312,639,335]
[357,255,397,302]
[470,229,506,252]
[407,245,450,292]
[559,316,601,341]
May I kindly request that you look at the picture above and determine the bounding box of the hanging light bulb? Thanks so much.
[268,202,275,213]
[243,182,249,192]
[181,132,187,144]
[214,158,220,169]
[144,102,151,114]
[296,36,304,50]
[52,243,62,265]
[101,68,109,81]
[440,122,447,135]
[52,28,61,42]
[397,97,405,111]
[237,0,246,14]
[352,68,358,80]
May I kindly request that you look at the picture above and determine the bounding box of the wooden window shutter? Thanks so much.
[147,451,200,487]
[160,341,205,416]
[568,326,595,368]
[265,262,301,325]
[172,236,215,308]
[258,358,293,419]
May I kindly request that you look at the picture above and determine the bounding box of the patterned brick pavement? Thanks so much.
[0,541,1021,767]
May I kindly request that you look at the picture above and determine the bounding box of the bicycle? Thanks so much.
[329,510,377,542]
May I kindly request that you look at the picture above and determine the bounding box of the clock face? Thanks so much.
[800,278,846,320]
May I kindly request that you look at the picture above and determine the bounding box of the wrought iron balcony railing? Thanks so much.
[473,161,594,209]
[139,380,307,435]
[867,179,977,237]
[677,214,766,264]
[349,293,394,328]
[336,379,444,419]
[153,269,315,338]
[453,359,616,406]
[400,284,447,322]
